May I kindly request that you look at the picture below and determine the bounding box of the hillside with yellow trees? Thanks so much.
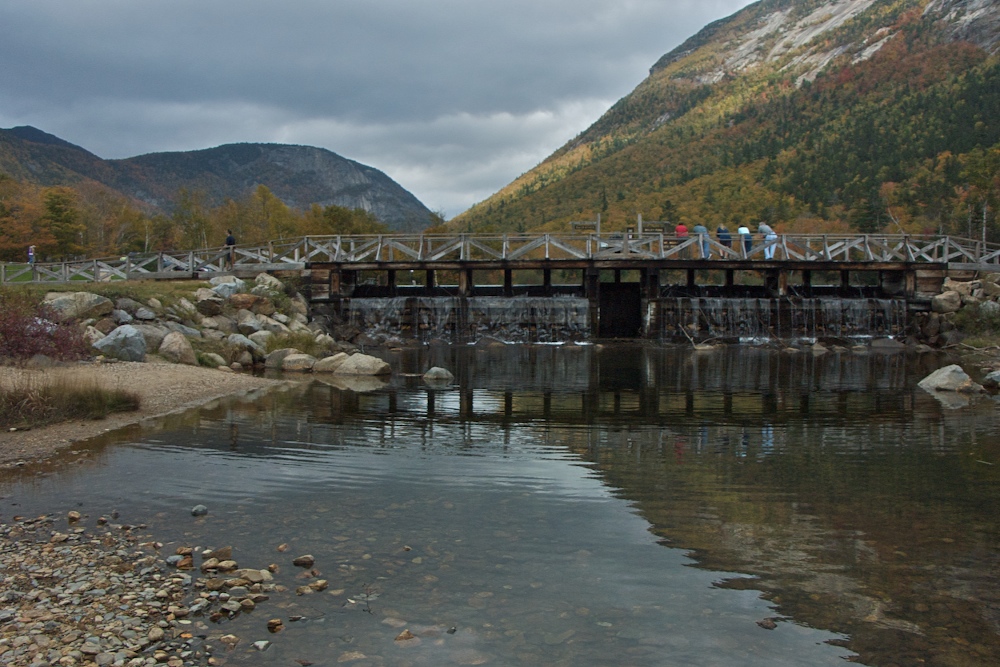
[0,127,437,262]
[451,0,1000,239]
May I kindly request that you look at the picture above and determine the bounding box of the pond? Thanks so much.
[4,345,1000,666]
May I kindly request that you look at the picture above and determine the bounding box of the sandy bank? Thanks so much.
[0,361,293,467]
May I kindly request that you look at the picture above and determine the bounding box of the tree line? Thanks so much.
[0,179,393,263]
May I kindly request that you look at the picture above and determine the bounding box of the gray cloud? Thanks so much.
[0,0,754,217]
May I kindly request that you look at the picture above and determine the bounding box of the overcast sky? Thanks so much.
[1,0,755,218]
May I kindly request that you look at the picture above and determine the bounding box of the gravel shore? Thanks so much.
[0,361,293,468]
[1,513,295,667]
[1,365,302,666]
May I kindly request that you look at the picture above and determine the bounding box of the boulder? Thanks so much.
[194,288,224,316]
[111,309,134,325]
[290,294,309,316]
[210,277,246,298]
[335,353,391,376]
[255,273,285,291]
[159,331,198,365]
[259,315,291,334]
[981,301,1000,317]
[943,278,976,296]
[92,325,146,362]
[314,333,337,350]
[176,297,198,317]
[289,319,311,334]
[228,293,260,311]
[228,333,265,362]
[313,352,348,373]
[83,326,105,346]
[982,370,1000,390]
[282,353,317,372]
[249,330,274,348]
[265,348,301,369]
[931,291,962,314]
[870,338,906,352]
[43,292,114,322]
[115,297,145,314]
[134,307,157,321]
[236,309,262,335]
[164,321,202,338]
[918,364,985,394]
[94,317,117,335]
[201,352,228,368]
[423,367,454,383]
[251,297,276,317]
[132,324,170,350]
[147,297,162,310]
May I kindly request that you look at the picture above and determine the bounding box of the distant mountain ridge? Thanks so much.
[453,0,1000,237]
[0,127,432,231]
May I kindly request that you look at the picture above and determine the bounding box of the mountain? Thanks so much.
[0,128,433,231]
[452,0,1000,238]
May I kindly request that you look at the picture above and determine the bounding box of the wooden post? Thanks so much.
[504,269,513,297]
[543,268,552,295]
[725,269,734,288]
[426,270,436,291]
[687,269,696,290]
[586,268,600,337]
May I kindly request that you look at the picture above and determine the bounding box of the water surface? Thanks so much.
[4,345,999,666]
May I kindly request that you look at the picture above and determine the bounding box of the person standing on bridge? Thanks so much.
[224,229,236,270]
[27,245,35,267]
[737,224,751,256]
[692,223,710,259]
[758,222,777,259]
[717,225,732,252]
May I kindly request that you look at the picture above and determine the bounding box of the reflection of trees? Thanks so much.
[554,403,1000,667]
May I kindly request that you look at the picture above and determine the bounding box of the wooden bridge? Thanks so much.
[5,232,993,340]
[3,232,998,287]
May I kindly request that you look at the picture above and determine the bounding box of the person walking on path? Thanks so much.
[758,222,778,259]
[224,230,236,270]
[692,223,710,259]
[737,224,752,256]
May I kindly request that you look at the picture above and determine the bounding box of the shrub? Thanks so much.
[264,331,327,357]
[0,375,140,428]
[0,289,89,363]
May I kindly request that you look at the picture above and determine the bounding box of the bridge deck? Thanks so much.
[1,232,997,285]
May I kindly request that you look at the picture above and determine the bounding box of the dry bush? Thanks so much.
[0,288,89,363]
[0,374,140,428]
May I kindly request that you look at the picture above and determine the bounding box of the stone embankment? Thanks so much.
[912,275,1000,347]
[44,273,389,376]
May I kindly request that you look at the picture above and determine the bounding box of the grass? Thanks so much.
[263,331,328,357]
[0,375,141,429]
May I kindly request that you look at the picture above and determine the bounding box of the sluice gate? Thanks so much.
[310,261,928,344]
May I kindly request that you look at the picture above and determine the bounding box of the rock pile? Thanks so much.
[913,275,1000,347]
[45,273,391,375]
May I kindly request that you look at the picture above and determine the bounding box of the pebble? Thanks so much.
[0,514,284,667]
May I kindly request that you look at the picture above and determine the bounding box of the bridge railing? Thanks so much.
[3,233,999,284]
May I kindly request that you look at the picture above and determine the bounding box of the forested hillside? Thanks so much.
[0,128,437,262]
[0,176,400,263]
[452,0,1000,239]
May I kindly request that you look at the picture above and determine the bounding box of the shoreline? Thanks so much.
[0,361,295,468]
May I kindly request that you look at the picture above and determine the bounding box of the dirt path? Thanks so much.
[0,361,295,467]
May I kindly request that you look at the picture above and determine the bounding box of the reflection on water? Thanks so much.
[4,346,1000,666]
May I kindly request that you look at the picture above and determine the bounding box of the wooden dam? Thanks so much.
[5,231,999,342]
